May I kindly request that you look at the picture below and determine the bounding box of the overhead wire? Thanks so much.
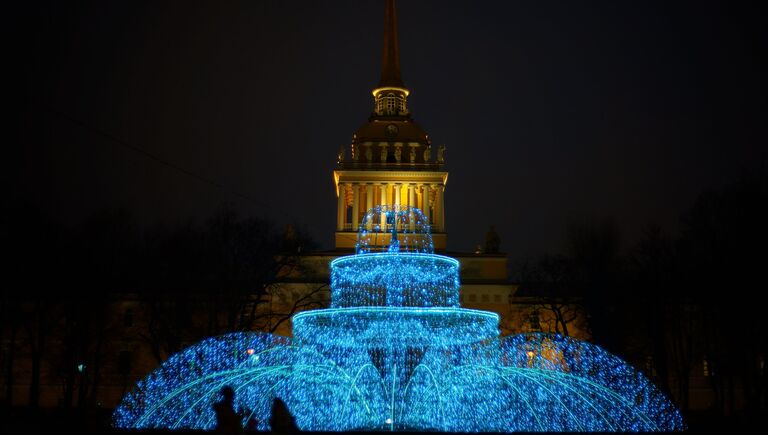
[45,106,272,211]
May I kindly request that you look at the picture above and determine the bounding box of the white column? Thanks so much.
[352,184,360,230]
[437,185,445,232]
[394,183,401,210]
[431,184,440,231]
[422,184,430,225]
[344,183,353,230]
[380,183,388,229]
[408,184,416,231]
[416,183,423,212]
[366,184,374,230]
[337,184,345,231]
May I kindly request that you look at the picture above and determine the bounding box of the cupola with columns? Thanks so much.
[334,0,448,250]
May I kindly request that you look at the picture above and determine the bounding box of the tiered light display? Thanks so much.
[355,205,433,254]
[114,207,684,432]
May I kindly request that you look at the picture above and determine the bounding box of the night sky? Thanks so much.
[13,0,766,260]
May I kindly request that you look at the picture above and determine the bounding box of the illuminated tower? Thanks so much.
[114,3,684,431]
[266,0,525,340]
[334,0,448,251]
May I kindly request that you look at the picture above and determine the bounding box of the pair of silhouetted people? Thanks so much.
[214,385,297,434]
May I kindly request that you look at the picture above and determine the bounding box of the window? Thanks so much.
[376,95,385,113]
[529,311,541,331]
[481,294,489,303]
[493,294,501,303]
[377,93,406,115]
[386,93,396,114]
[468,294,477,303]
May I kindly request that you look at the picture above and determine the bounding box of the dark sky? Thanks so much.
[12,0,766,260]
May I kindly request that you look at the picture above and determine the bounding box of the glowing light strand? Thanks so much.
[114,207,684,432]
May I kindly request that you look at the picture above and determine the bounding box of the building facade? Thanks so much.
[266,0,552,341]
[4,0,734,423]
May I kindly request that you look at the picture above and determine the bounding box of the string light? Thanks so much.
[113,207,684,432]
[331,253,460,308]
[355,206,434,255]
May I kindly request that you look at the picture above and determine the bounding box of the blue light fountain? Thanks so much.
[114,206,684,432]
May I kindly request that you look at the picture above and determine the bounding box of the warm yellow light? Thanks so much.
[372,86,410,97]
[333,171,340,196]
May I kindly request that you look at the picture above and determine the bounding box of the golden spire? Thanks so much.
[378,0,405,88]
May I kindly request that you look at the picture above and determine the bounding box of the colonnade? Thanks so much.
[336,183,445,232]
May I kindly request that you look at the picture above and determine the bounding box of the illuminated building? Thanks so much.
[3,1,714,430]
[331,0,445,251]
[266,0,539,341]
[112,4,684,431]
[113,204,684,431]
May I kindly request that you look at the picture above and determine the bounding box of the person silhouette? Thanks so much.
[213,385,244,434]
[269,397,298,435]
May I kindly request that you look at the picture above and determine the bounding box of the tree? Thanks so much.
[512,254,586,338]
[1,202,66,408]
[136,207,320,363]
[566,218,625,352]
[676,173,768,419]
[627,224,677,396]
[138,221,210,363]
[56,209,137,408]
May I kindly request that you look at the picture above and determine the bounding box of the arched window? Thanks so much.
[375,92,406,115]
[386,93,396,114]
